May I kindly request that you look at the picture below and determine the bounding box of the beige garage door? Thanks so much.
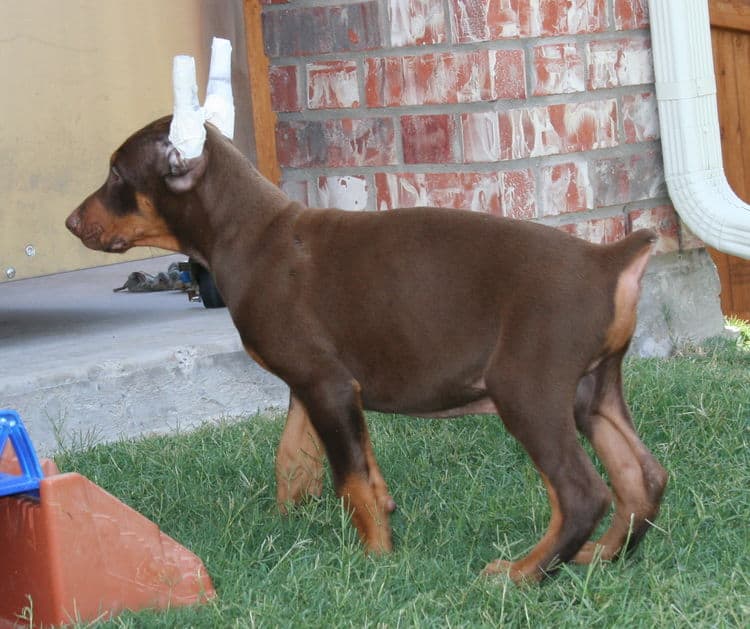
[0,0,265,282]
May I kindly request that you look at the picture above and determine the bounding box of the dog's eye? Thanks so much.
[110,166,122,183]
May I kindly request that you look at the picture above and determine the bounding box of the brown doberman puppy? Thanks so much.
[66,117,668,582]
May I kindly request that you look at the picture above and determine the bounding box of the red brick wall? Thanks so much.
[261,0,693,252]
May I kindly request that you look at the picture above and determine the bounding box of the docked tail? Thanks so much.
[612,228,658,262]
[604,228,657,353]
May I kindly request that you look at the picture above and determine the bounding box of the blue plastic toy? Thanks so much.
[0,409,44,497]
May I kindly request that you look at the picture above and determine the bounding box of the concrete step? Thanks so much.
[0,256,287,455]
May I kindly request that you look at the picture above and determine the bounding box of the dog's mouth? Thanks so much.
[105,237,131,253]
[75,223,104,250]
[76,225,130,253]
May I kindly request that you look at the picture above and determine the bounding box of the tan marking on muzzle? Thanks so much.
[70,192,181,254]
[71,195,121,251]
[131,192,181,251]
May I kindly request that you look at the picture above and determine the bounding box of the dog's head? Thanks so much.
[67,44,233,254]
[65,116,209,254]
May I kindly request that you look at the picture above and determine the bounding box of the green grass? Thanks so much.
[50,342,749,628]
[726,316,750,351]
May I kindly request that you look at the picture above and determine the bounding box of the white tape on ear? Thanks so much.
[169,55,206,159]
[204,37,235,139]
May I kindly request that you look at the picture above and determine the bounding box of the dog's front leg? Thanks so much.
[361,421,397,515]
[295,376,392,554]
[276,393,326,513]
[275,393,396,516]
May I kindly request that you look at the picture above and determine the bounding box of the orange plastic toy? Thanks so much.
[0,412,215,628]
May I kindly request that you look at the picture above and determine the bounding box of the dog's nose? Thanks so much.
[65,209,81,235]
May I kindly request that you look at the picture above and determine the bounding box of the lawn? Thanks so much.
[52,342,749,628]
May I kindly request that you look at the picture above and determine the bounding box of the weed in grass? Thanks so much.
[725,316,750,351]
[52,346,749,628]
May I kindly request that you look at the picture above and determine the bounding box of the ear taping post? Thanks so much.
[169,55,206,160]
[204,38,235,140]
[169,37,235,159]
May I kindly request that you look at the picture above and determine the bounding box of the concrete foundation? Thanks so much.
[633,249,728,357]
[0,249,726,455]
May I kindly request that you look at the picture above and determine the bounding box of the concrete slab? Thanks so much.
[0,256,288,455]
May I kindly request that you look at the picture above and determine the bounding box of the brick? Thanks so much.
[560,215,627,244]
[532,43,585,96]
[366,48,525,107]
[389,0,447,46]
[275,119,397,168]
[307,61,360,110]
[614,0,649,30]
[462,112,502,162]
[494,99,618,161]
[269,65,299,113]
[629,205,680,254]
[402,114,458,164]
[593,150,666,208]
[449,0,530,42]
[280,179,310,205]
[622,92,659,143]
[532,0,607,37]
[498,109,538,160]
[375,172,500,213]
[500,169,536,219]
[549,100,619,152]
[489,49,527,100]
[317,175,370,210]
[539,161,593,216]
[263,2,383,57]
[588,36,653,90]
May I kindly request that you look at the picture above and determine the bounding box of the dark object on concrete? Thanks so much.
[190,259,226,309]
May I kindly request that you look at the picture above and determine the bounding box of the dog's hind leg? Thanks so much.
[276,393,326,513]
[482,350,611,582]
[573,356,668,564]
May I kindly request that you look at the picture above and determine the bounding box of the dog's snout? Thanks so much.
[65,209,82,235]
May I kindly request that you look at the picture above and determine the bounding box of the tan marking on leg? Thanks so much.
[339,473,393,554]
[350,379,396,514]
[483,473,564,583]
[275,395,325,513]
[574,393,667,564]
[361,423,396,514]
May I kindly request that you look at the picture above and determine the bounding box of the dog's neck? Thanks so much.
[163,128,296,268]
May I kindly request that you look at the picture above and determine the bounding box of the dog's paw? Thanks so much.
[379,494,397,514]
[482,559,542,584]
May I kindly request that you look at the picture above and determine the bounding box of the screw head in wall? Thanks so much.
[25,244,36,257]
[5,267,16,279]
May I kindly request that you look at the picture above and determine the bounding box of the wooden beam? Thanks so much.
[710,0,750,33]
[243,0,281,184]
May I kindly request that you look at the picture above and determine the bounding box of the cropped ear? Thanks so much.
[164,145,208,193]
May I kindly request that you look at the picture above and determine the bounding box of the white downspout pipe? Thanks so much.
[649,0,750,259]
